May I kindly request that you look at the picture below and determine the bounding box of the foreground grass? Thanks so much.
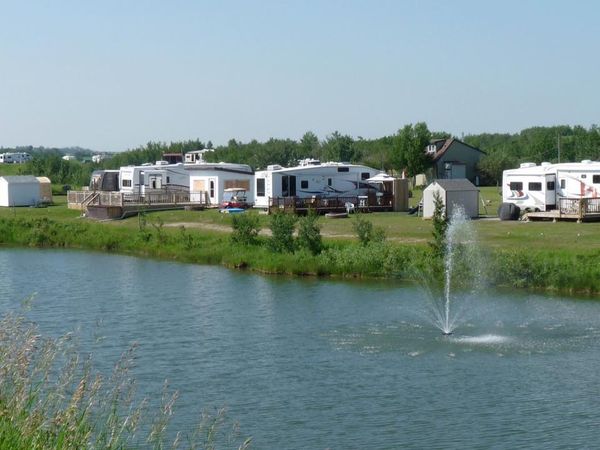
[1,192,600,293]
[0,311,251,450]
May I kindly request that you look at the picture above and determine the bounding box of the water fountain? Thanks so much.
[424,205,484,336]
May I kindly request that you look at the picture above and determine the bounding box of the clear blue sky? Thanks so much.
[1,0,598,151]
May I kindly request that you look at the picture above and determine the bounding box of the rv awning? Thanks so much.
[366,173,396,183]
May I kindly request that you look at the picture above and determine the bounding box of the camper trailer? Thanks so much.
[502,160,600,212]
[0,152,32,164]
[187,163,254,207]
[253,159,383,209]
[119,162,189,195]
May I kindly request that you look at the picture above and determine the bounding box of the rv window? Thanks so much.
[122,179,132,187]
[301,180,309,189]
[139,174,144,184]
[547,181,555,191]
[210,180,215,198]
[528,182,542,191]
[560,179,565,189]
[509,182,523,191]
[337,167,349,173]
[593,175,600,184]
[361,172,370,180]
[581,174,587,179]
[328,178,332,186]
[167,176,170,183]
[257,178,265,197]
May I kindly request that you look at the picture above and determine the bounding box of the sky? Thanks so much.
[1,0,599,152]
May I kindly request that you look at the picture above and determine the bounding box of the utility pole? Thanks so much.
[557,134,561,163]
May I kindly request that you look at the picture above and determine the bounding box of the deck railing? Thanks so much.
[559,197,600,218]
[268,193,394,213]
[69,189,209,208]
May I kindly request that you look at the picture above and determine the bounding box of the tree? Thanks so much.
[477,151,516,186]
[300,131,320,159]
[393,122,432,176]
[430,191,447,257]
[321,131,356,162]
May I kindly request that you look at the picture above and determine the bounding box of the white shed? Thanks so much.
[0,176,41,207]
[422,179,479,219]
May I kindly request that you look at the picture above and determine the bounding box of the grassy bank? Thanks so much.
[1,199,600,294]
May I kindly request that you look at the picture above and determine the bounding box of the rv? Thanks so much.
[0,152,32,164]
[119,162,189,195]
[502,160,600,212]
[253,159,383,209]
[187,163,254,207]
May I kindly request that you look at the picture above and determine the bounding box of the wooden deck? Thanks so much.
[523,198,600,222]
[68,189,209,219]
[267,193,395,215]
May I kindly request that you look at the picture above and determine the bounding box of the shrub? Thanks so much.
[430,191,447,256]
[268,211,297,253]
[352,214,386,246]
[297,211,322,255]
[230,213,261,246]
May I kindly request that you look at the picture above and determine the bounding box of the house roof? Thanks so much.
[431,178,478,191]
[0,175,39,184]
[431,138,486,162]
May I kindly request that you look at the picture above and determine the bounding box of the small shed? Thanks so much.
[0,176,41,207]
[36,177,53,204]
[422,179,479,219]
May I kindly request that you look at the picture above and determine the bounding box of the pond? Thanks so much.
[1,248,599,449]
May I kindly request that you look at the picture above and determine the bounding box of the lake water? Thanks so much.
[1,248,600,449]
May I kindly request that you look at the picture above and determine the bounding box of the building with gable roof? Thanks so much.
[425,138,486,184]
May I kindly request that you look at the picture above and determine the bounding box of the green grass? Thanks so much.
[1,193,600,293]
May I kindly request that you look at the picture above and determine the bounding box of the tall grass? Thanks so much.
[0,310,252,449]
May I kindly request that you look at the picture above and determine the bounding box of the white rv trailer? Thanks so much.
[253,159,383,209]
[187,162,254,207]
[0,152,32,164]
[502,160,600,211]
[119,162,189,195]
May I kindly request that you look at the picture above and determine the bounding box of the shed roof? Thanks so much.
[36,176,52,183]
[0,175,40,184]
[430,178,478,192]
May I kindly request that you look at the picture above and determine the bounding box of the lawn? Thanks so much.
[1,188,599,254]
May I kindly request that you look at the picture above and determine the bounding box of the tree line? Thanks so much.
[4,125,600,187]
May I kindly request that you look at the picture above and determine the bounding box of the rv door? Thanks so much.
[282,175,297,197]
[545,174,556,210]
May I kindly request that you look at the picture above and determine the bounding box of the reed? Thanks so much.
[0,310,252,450]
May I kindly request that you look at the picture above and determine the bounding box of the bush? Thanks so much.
[352,214,386,246]
[230,213,261,246]
[297,211,322,255]
[268,211,297,253]
[430,191,447,256]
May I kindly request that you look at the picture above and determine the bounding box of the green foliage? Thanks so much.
[230,213,261,246]
[296,211,322,255]
[477,150,517,185]
[393,122,432,176]
[352,213,386,246]
[268,211,297,253]
[430,191,447,256]
[21,155,94,187]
